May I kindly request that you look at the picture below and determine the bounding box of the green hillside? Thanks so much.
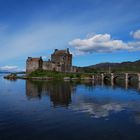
[81,60,140,73]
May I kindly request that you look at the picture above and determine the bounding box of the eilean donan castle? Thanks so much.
[26,48,77,73]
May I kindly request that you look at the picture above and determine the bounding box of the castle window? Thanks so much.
[62,56,66,60]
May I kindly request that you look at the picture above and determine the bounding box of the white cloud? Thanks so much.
[131,29,140,39]
[42,56,47,59]
[0,65,24,72]
[128,41,140,50]
[69,33,140,55]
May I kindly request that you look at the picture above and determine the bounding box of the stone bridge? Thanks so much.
[100,73,140,83]
[91,73,140,89]
[93,73,140,89]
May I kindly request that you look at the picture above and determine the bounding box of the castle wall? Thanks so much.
[26,61,39,73]
[70,66,77,73]
[26,49,77,74]
[42,61,62,72]
[26,57,43,73]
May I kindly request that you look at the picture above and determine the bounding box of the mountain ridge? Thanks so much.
[81,59,140,73]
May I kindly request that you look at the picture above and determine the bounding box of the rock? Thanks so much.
[64,77,70,81]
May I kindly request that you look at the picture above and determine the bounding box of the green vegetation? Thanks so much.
[4,73,17,80]
[82,60,140,73]
[28,70,94,79]
[91,66,140,73]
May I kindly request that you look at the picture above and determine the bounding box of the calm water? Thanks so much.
[1,74,140,140]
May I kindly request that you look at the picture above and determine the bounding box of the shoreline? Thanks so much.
[3,74,94,81]
[3,72,140,82]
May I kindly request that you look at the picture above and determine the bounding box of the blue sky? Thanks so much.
[0,0,140,71]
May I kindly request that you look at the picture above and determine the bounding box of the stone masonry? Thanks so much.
[26,48,77,73]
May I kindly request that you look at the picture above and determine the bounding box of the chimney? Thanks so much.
[40,56,43,61]
[55,49,58,52]
[67,48,69,53]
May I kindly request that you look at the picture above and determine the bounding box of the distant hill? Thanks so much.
[80,60,140,73]
[0,71,25,74]
[0,71,11,74]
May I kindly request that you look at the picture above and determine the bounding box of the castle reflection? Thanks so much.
[26,80,76,107]
[26,79,140,107]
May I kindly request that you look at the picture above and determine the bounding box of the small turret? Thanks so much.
[67,48,69,53]
[55,49,58,53]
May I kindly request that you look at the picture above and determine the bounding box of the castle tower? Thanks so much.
[51,48,72,72]
[26,57,43,73]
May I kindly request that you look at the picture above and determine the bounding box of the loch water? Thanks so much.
[1,74,140,140]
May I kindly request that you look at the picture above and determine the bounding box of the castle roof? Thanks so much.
[27,57,42,61]
[55,50,67,54]
[31,58,41,61]
[53,48,71,55]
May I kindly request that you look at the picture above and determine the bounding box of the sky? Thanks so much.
[0,0,140,71]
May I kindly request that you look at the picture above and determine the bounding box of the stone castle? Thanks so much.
[26,48,77,73]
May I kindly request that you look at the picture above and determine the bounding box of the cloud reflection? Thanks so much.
[70,98,140,122]
[70,102,125,118]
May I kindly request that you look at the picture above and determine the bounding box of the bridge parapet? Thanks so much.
[99,72,140,82]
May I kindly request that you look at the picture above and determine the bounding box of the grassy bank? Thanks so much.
[28,70,93,79]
